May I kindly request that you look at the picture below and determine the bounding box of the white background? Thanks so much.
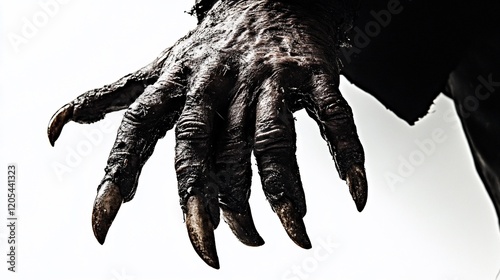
[1,1,499,279]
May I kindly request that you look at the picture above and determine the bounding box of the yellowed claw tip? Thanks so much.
[186,195,220,269]
[92,181,123,245]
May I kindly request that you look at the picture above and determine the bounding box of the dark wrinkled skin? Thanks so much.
[48,0,500,271]
[48,0,367,269]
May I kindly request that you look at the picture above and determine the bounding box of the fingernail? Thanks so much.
[186,195,220,269]
[92,181,123,244]
[346,164,368,212]
[47,103,73,146]
[222,206,265,247]
[273,198,311,249]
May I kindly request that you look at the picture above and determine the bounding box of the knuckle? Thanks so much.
[254,124,294,155]
[217,130,251,152]
[316,96,352,122]
[124,103,148,124]
[176,117,211,141]
[124,88,169,124]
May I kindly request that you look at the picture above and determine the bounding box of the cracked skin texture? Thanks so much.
[48,0,500,270]
[176,0,365,220]
[46,0,371,269]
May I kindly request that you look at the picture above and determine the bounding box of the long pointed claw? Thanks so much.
[47,103,74,146]
[346,164,368,212]
[222,207,265,247]
[186,195,220,269]
[273,198,311,249]
[92,181,123,245]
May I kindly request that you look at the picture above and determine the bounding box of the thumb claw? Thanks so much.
[47,103,74,146]
[346,164,368,212]
[92,181,123,245]
[186,195,220,269]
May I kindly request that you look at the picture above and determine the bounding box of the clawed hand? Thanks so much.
[48,0,367,269]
